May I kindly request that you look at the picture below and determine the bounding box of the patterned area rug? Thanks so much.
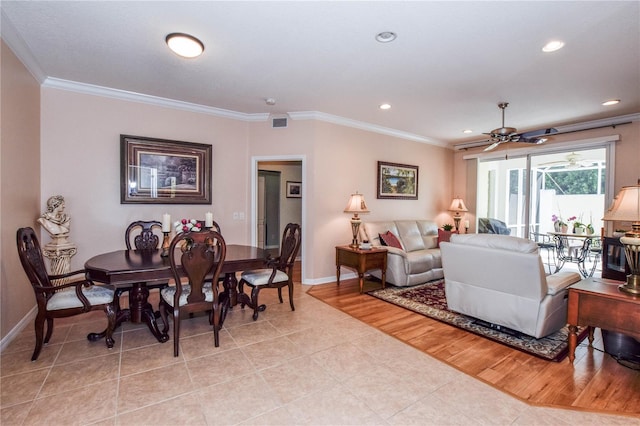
[368,279,585,361]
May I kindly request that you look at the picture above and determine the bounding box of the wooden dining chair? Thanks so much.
[116,220,169,311]
[159,229,227,356]
[16,227,116,361]
[238,223,301,320]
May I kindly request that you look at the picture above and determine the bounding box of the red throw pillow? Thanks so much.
[379,231,403,249]
[437,229,458,247]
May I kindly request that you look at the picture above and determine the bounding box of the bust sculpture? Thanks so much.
[38,195,71,239]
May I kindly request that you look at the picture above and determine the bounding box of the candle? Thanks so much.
[205,212,213,228]
[162,213,171,232]
[464,220,470,229]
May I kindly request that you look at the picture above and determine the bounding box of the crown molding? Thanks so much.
[1,9,46,83]
[41,78,269,121]
[287,111,448,147]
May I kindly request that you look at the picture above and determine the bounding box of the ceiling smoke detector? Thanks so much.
[375,31,397,43]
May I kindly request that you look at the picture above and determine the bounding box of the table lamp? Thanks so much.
[344,192,370,248]
[448,197,468,232]
[602,184,640,295]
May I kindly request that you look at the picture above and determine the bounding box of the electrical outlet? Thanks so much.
[232,212,239,220]
[238,212,245,220]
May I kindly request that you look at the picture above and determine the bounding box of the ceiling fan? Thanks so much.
[538,152,596,169]
[483,102,557,152]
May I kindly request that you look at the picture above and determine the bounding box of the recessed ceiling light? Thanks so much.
[166,33,204,58]
[379,103,391,110]
[602,99,620,106]
[375,32,397,43]
[463,129,473,134]
[542,40,565,53]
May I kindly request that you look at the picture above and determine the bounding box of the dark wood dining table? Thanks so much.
[84,245,268,343]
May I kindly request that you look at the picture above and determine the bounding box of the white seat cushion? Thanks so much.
[241,269,289,286]
[46,286,114,311]
[161,282,213,307]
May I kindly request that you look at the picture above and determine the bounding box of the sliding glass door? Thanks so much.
[477,147,607,238]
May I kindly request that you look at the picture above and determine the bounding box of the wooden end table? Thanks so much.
[336,245,387,294]
[567,277,640,364]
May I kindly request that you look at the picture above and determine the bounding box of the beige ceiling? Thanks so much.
[2,1,639,148]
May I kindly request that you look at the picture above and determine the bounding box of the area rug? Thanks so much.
[367,279,585,362]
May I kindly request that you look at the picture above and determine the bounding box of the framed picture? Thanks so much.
[120,135,212,204]
[377,161,419,199]
[286,181,302,198]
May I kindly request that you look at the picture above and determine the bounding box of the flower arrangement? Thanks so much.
[551,214,566,227]
[174,219,202,234]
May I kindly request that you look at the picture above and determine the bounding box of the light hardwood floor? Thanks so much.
[307,274,640,418]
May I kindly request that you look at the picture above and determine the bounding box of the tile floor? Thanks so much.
[1,282,637,426]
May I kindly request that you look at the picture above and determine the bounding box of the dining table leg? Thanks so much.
[223,272,239,307]
[88,283,169,343]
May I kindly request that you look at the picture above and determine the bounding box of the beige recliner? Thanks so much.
[440,234,581,338]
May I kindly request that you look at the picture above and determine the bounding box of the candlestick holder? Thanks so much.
[161,232,171,257]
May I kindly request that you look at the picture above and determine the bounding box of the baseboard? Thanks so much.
[0,305,36,353]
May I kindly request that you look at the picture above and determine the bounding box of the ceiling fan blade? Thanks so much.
[484,141,501,152]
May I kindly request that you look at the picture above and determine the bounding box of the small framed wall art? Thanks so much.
[377,161,419,199]
[286,181,302,198]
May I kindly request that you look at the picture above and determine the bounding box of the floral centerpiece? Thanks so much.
[174,219,202,234]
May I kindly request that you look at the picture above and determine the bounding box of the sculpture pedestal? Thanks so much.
[42,241,77,286]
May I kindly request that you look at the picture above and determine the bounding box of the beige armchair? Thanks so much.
[440,234,581,338]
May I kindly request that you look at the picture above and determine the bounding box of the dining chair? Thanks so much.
[238,223,301,320]
[159,229,227,356]
[529,226,557,275]
[116,220,168,312]
[16,227,116,361]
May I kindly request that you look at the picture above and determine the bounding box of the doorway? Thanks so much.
[252,158,304,263]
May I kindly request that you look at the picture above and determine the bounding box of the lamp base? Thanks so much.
[619,274,640,295]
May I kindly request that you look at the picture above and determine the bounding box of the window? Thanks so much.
[477,147,608,238]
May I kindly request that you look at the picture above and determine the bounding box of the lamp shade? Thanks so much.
[448,197,468,213]
[602,185,640,222]
[344,192,370,213]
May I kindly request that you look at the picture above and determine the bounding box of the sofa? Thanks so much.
[440,233,581,338]
[360,220,444,287]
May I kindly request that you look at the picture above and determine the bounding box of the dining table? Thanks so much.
[84,244,268,343]
[547,231,600,278]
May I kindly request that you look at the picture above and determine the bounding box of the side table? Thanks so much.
[567,277,640,364]
[336,245,387,294]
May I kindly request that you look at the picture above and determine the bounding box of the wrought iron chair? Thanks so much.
[238,223,301,320]
[16,227,116,361]
[530,226,557,275]
[159,229,227,356]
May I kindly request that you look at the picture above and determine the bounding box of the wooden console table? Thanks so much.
[336,245,387,293]
[567,277,640,364]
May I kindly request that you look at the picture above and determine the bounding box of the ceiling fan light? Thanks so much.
[542,40,565,52]
[166,33,204,58]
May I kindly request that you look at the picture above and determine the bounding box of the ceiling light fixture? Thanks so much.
[602,99,620,106]
[463,129,473,134]
[166,33,204,58]
[375,31,397,43]
[542,40,565,53]
[379,103,391,110]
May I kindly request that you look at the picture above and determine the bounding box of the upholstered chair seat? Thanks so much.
[160,282,213,307]
[47,286,115,310]
[240,269,289,286]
